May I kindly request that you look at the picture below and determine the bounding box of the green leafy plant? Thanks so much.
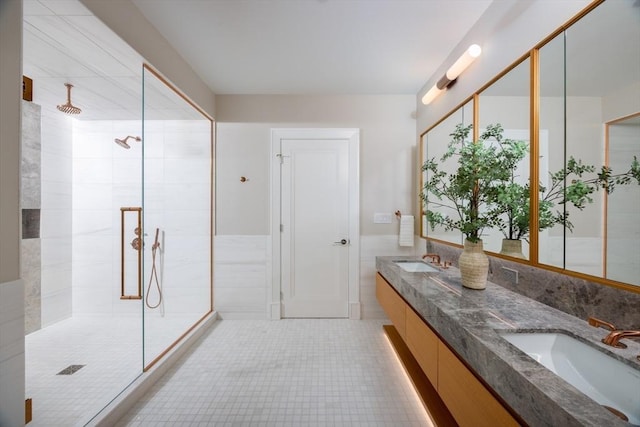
[526,155,640,237]
[479,131,640,241]
[420,123,527,243]
[422,123,640,243]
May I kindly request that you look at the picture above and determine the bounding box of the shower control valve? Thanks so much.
[131,237,143,251]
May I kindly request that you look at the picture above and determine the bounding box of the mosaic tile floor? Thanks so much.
[115,319,433,426]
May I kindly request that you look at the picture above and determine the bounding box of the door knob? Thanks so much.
[334,239,349,245]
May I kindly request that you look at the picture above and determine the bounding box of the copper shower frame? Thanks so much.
[120,207,142,300]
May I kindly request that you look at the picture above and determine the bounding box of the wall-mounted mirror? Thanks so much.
[420,100,473,245]
[605,113,640,286]
[538,0,640,286]
[477,57,531,259]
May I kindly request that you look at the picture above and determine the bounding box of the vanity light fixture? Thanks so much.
[422,44,482,105]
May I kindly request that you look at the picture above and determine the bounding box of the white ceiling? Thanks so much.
[23,0,206,121]
[130,0,493,95]
[23,0,640,120]
[23,0,494,120]
[23,0,143,120]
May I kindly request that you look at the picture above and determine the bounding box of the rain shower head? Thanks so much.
[57,83,82,115]
[114,135,141,149]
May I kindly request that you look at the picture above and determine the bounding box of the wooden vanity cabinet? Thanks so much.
[438,342,519,427]
[376,273,520,427]
[406,307,439,388]
[376,273,406,339]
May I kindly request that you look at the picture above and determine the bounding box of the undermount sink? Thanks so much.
[501,331,640,424]
[393,260,439,273]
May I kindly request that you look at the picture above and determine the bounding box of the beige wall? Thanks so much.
[0,1,26,425]
[215,95,417,236]
[79,0,216,118]
[0,0,22,283]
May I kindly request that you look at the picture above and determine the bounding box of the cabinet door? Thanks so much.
[375,273,406,339]
[406,307,439,388]
[438,342,519,427]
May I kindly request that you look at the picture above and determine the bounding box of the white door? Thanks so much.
[272,129,359,319]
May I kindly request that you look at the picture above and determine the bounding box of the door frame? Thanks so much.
[269,128,360,320]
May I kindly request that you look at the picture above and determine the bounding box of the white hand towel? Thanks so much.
[399,215,414,247]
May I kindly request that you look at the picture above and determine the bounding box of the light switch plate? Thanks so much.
[373,213,393,224]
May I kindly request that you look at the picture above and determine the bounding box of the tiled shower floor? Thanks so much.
[115,319,433,426]
[26,316,144,426]
[25,314,201,426]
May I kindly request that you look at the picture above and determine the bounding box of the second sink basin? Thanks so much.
[393,260,439,273]
[501,331,640,424]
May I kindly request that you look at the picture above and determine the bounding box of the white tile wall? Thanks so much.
[360,235,421,319]
[0,279,25,427]
[214,235,270,319]
[539,235,603,276]
[214,234,421,319]
[40,108,73,327]
[70,120,212,319]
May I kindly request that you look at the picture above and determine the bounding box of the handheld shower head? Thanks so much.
[114,135,141,149]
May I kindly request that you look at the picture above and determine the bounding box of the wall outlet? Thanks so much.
[373,213,393,224]
[502,267,519,285]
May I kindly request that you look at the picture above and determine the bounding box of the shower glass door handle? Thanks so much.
[120,207,142,299]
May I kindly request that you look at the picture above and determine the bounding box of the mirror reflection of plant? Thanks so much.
[421,123,527,243]
[541,156,640,232]
[494,147,640,240]
[423,122,640,244]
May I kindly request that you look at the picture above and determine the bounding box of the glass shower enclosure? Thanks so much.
[140,64,214,370]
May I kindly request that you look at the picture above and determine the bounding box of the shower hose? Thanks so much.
[145,228,163,309]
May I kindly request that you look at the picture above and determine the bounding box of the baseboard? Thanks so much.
[349,302,361,319]
[269,302,281,320]
[217,311,267,320]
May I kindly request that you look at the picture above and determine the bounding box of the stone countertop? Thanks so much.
[376,256,640,427]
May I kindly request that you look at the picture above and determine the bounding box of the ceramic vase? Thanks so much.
[500,238,525,259]
[459,239,489,290]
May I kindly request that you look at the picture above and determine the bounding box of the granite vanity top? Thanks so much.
[376,256,640,427]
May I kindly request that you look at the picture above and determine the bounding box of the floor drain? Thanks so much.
[56,364,85,375]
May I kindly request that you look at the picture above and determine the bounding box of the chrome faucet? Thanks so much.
[602,330,640,349]
[422,253,440,264]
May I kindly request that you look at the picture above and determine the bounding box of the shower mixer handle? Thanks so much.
[131,237,143,251]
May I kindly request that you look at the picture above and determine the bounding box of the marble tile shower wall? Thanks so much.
[427,240,640,328]
[214,235,419,319]
[21,100,42,334]
[71,120,211,317]
[16,100,74,337]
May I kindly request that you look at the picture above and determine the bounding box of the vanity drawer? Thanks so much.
[406,307,439,388]
[438,342,519,427]
[376,273,406,339]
